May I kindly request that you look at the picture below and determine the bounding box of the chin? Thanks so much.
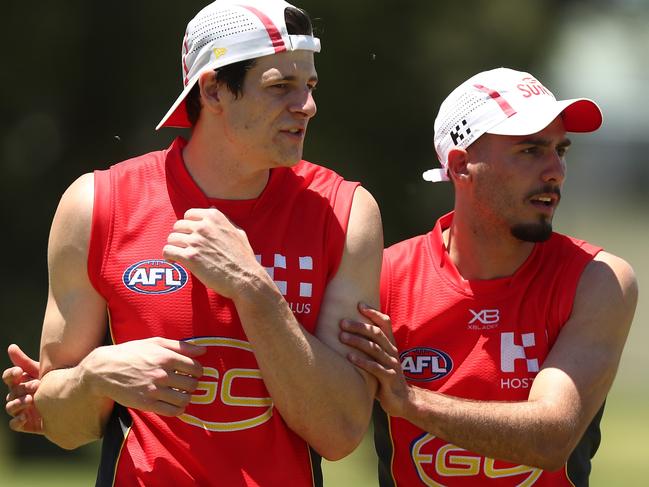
[510,220,553,242]
[273,153,302,168]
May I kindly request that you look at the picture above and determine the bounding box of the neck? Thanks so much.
[182,125,270,200]
[444,206,535,281]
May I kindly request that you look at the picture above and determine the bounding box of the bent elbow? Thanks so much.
[313,424,367,461]
[529,438,575,472]
[47,434,97,451]
[317,441,358,462]
[534,454,569,473]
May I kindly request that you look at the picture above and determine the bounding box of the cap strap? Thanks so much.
[288,34,321,52]
[422,168,449,183]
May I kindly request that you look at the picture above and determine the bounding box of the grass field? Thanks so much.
[1,205,646,485]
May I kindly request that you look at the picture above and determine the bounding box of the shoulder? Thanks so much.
[345,186,383,258]
[46,174,97,290]
[545,232,602,258]
[384,233,431,267]
[569,251,638,335]
[108,147,168,177]
[579,251,638,304]
[290,160,349,190]
[56,173,95,225]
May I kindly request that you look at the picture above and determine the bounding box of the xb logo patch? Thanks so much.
[469,309,500,325]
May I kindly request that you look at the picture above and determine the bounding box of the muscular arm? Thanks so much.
[343,251,637,470]
[35,174,205,450]
[164,187,382,459]
[34,173,114,449]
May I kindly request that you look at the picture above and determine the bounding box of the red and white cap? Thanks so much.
[156,0,321,130]
[424,67,603,182]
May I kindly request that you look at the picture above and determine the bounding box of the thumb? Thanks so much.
[7,344,40,378]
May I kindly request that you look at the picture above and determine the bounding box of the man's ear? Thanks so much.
[447,148,470,183]
[198,70,222,115]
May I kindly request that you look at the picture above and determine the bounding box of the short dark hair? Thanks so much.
[185,6,314,126]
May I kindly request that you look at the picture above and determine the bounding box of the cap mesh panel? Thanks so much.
[188,9,258,55]
[436,91,490,148]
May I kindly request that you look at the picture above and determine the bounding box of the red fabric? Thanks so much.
[378,211,601,486]
[88,137,357,486]
[473,83,517,117]
[242,6,286,53]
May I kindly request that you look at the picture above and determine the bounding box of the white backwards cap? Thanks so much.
[157,0,321,129]
[424,67,603,182]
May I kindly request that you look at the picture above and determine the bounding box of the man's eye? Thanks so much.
[557,146,569,157]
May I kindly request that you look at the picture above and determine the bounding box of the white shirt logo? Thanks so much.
[500,332,539,373]
[255,253,314,315]
[255,253,313,297]
[469,309,500,325]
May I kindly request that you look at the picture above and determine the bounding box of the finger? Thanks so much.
[2,367,24,387]
[161,371,199,394]
[20,379,41,395]
[9,414,28,432]
[162,244,195,265]
[154,338,207,359]
[165,232,192,248]
[156,386,194,408]
[184,208,213,221]
[340,320,399,357]
[6,384,27,403]
[6,396,33,417]
[7,344,40,378]
[149,401,186,417]
[340,331,398,369]
[171,357,205,379]
[144,387,193,416]
[171,219,199,234]
[347,351,399,379]
[6,379,40,403]
[358,302,392,327]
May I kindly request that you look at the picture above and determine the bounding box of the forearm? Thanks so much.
[234,277,372,459]
[35,358,113,450]
[402,386,577,470]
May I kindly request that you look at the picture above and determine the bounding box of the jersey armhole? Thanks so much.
[379,251,392,314]
[554,240,604,334]
[87,168,112,297]
[325,179,360,281]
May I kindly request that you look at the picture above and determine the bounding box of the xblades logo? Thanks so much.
[468,309,499,330]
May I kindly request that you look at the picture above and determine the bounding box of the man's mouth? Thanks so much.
[530,194,556,207]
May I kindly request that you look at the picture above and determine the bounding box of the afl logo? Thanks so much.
[122,259,188,294]
[400,347,453,382]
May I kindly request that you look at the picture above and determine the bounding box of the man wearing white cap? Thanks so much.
[2,1,381,485]
[340,68,637,485]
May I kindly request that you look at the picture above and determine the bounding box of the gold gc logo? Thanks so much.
[179,337,273,432]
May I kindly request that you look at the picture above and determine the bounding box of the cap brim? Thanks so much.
[487,98,602,136]
[156,78,197,130]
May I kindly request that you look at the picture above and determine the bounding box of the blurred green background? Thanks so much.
[1,0,647,485]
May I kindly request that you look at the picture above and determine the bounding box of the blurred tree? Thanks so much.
[1,0,570,459]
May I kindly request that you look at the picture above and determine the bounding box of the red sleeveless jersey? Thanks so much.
[376,212,602,487]
[87,137,358,487]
